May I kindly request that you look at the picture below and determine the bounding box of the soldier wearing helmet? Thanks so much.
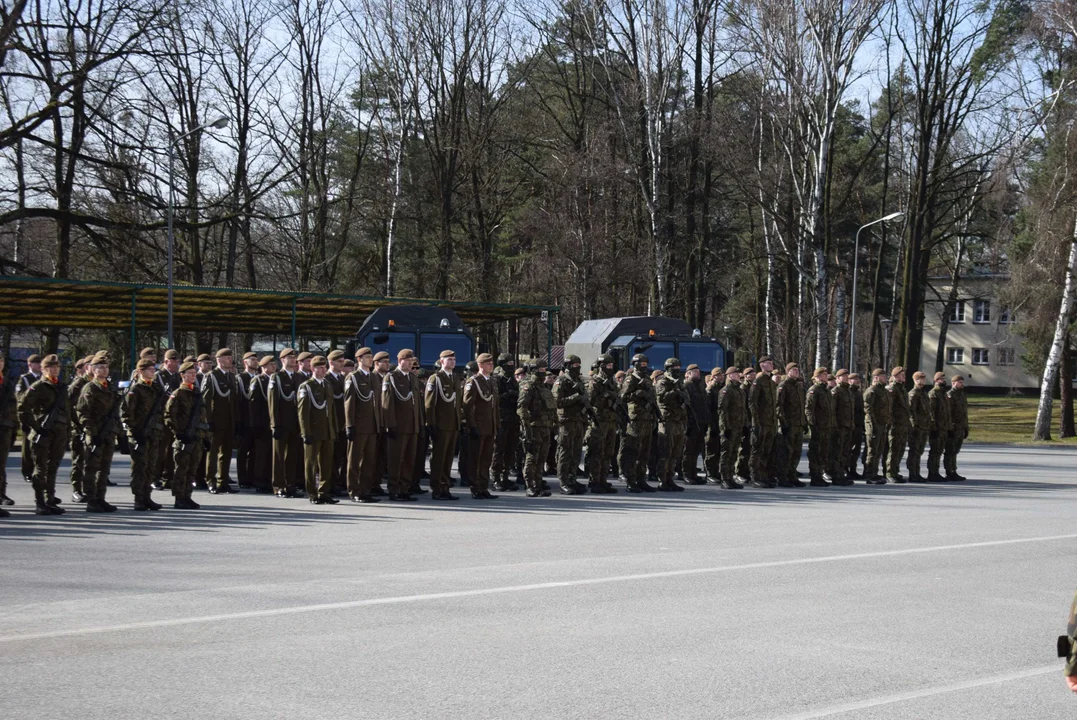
[617,353,659,493]
[584,353,621,494]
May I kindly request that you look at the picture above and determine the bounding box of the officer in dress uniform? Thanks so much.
[464,353,500,500]
[344,347,381,503]
[326,350,348,496]
[247,356,276,494]
[153,349,182,491]
[269,348,304,498]
[16,353,42,484]
[381,348,423,501]
[298,356,338,504]
[204,348,240,494]
[425,350,462,500]
[236,351,259,488]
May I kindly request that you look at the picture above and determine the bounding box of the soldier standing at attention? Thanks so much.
[247,356,275,494]
[76,353,121,512]
[19,354,67,515]
[344,348,381,503]
[269,348,304,498]
[703,367,724,484]
[236,351,258,489]
[654,358,688,492]
[716,366,745,489]
[195,354,213,385]
[67,356,92,503]
[381,348,422,501]
[296,351,313,383]
[863,368,891,484]
[776,363,805,487]
[886,367,910,483]
[371,351,391,496]
[192,353,213,490]
[829,370,855,486]
[203,349,240,494]
[153,349,182,491]
[298,356,338,504]
[804,367,834,487]
[553,355,593,495]
[945,375,968,481]
[906,371,932,483]
[166,361,207,510]
[736,367,755,483]
[490,353,521,491]
[847,373,865,479]
[584,354,620,494]
[619,354,659,494]
[17,353,42,484]
[326,350,348,496]
[749,356,778,488]
[463,353,500,500]
[123,358,165,511]
[681,364,708,485]
[425,349,461,501]
[927,372,952,482]
[518,360,555,497]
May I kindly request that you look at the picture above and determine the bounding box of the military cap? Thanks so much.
[259,355,276,368]
[397,348,415,360]
[139,347,157,358]
[685,363,699,372]
[743,366,756,374]
[311,355,327,367]
[91,352,110,365]
[327,350,345,361]
[497,352,513,364]
[813,366,828,378]
[197,353,212,362]
[279,348,297,359]
[934,371,946,382]
[164,349,180,360]
[27,354,42,364]
[951,374,964,383]
[710,367,724,377]
[74,356,88,370]
[184,355,196,364]
[872,368,886,377]
[848,373,861,380]
[835,369,848,378]
[297,351,313,361]
[785,362,798,372]
[565,354,582,365]
[243,351,258,360]
[912,371,926,380]
[439,349,456,359]
[178,361,195,374]
[373,351,390,362]
[891,366,904,377]
[40,354,59,368]
[136,358,155,370]
[216,348,232,358]
[725,366,740,374]
[355,347,372,359]
[343,359,356,369]
[476,352,494,363]
[758,354,774,364]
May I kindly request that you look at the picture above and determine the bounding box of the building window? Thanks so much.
[949,301,966,323]
[973,299,991,324]
[999,306,1014,324]
[998,348,1016,366]
[972,348,989,365]
[946,347,964,364]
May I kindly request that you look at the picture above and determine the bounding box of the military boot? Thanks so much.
[908,474,927,483]
[926,472,946,483]
[721,478,743,490]
[657,480,684,492]
[946,472,965,482]
[34,489,53,516]
[808,475,830,487]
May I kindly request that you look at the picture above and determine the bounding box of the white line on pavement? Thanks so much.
[1,533,1073,644]
[769,664,1060,719]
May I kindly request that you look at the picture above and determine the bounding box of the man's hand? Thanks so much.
[1066,675,1077,693]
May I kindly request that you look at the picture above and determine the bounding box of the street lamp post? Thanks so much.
[166,115,229,349]
[849,211,904,373]
[881,317,894,369]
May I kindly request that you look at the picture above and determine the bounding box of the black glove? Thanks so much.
[385,428,397,440]
[427,425,439,442]
[469,426,480,439]
[780,424,790,438]
[963,427,968,439]
[235,422,246,437]
[272,428,283,440]
[133,432,146,446]
[21,422,30,434]
[303,436,312,445]
[177,433,193,444]
[202,437,211,450]
[346,427,356,442]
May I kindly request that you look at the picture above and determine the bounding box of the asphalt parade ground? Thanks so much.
[1,444,1075,719]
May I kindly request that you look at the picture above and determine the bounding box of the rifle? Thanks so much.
[89,385,128,456]
[177,387,206,453]
[132,383,167,452]
[33,380,66,445]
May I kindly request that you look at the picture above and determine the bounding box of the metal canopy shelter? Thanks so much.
[0,276,558,367]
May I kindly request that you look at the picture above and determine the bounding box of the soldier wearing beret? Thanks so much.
[736,367,755,482]
[863,368,891,483]
[123,358,165,510]
[77,353,124,512]
[749,355,778,488]
[463,353,500,499]
[165,362,207,509]
[927,372,951,482]
[381,348,423,500]
[703,367,725,484]
[66,356,93,502]
[886,367,910,483]
[16,352,42,484]
[203,348,240,494]
[298,356,338,504]
[269,348,304,498]
[235,351,259,489]
[847,373,865,479]
[425,349,462,500]
[776,362,806,487]
[829,370,855,486]
[716,366,745,489]
[153,349,182,492]
[804,367,834,486]
[371,351,392,496]
[196,354,213,386]
[907,370,931,483]
[344,347,381,503]
[296,351,313,383]
[246,356,276,493]
[18,355,67,514]
[325,350,349,495]
[945,375,968,481]
[680,363,708,485]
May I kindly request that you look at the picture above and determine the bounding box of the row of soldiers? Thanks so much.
[0,346,969,516]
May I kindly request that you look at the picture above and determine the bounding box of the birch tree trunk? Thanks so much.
[1034,214,1077,441]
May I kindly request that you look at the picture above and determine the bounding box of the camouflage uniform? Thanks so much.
[887,377,911,482]
[737,374,754,480]
[585,358,620,493]
[654,361,689,491]
[830,379,855,484]
[804,377,834,483]
[703,371,724,481]
[682,371,709,483]
[749,365,778,486]
[619,360,659,492]
[945,382,968,480]
[863,376,891,481]
[927,379,951,480]
[553,357,591,493]
[165,376,208,508]
[491,357,522,487]
[776,372,805,486]
[717,376,746,488]
[518,364,556,496]
[907,382,932,481]
[848,379,865,478]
